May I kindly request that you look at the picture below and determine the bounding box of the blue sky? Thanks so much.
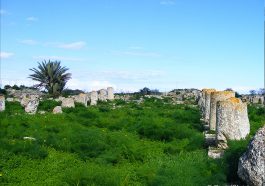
[0,0,264,93]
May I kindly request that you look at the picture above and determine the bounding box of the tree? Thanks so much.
[140,87,151,95]
[249,90,256,95]
[29,60,71,96]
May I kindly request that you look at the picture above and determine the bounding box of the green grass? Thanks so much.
[0,99,264,185]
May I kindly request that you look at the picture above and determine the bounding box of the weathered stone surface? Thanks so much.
[208,147,224,159]
[38,110,46,114]
[98,89,108,101]
[209,91,235,130]
[6,98,14,102]
[216,98,250,145]
[0,95,5,111]
[6,88,44,99]
[73,93,88,107]
[53,106,63,114]
[21,96,30,107]
[107,87,114,100]
[61,98,75,108]
[202,89,216,123]
[25,95,39,114]
[90,91,98,105]
[238,125,265,186]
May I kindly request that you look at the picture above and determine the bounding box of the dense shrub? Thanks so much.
[0,100,264,185]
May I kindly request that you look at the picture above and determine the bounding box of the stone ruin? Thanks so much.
[0,95,5,111]
[107,87,114,100]
[98,89,108,101]
[237,125,265,186]
[198,89,250,159]
[209,91,235,131]
[90,91,98,106]
[53,106,63,114]
[73,93,89,107]
[200,89,216,123]
[61,97,75,108]
[21,95,40,114]
[241,94,265,105]
[216,97,250,149]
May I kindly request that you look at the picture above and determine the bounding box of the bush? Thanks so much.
[38,100,61,112]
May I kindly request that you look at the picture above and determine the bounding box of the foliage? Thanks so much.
[0,99,264,185]
[38,100,61,112]
[29,60,71,97]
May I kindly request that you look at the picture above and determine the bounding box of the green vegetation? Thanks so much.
[0,99,264,185]
[29,60,72,96]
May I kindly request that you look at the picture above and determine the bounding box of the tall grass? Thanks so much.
[0,99,264,185]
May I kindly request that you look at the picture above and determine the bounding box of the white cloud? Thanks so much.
[160,0,175,5]
[26,16,38,21]
[58,41,86,50]
[0,52,14,59]
[20,39,38,45]
[33,55,86,62]
[99,70,165,81]
[67,78,116,91]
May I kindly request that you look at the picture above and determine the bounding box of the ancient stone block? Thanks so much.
[74,93,88,107]
[202,89,216,123]
[209,91,235,130]
[90,91,98,105]
[107,87,114,100]
[61,98,75,108]
[53,106,63,114]
[98,89,107,101]
[0,95,5,111]
[25,95,39,114]
[238,125,265,186]
[216,98,250,144]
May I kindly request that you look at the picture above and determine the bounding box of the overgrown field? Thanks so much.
[0,98,264,185]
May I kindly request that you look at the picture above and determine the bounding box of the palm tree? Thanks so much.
[29,60,71,96]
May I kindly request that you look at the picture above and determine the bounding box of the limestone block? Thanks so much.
[0,95,5,111]
[202,89,216,123]
[61,98,75,108]
[238,125,265,186]
[98,89,107,101]
[74,93,88,107]
[107,87,114,100]
[216,98,250,144]
[25,96,39,114]
[53,106,63,114]
[209,91,235,130]
[90,91,98,105]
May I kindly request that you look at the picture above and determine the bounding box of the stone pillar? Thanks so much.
[237,125,265,186]
[202,89,216,123]
[216,97,250,147]
[209,91,235,130]
[74,93,88,107]
[0,95,5,111]
[61,98,75,108]
[98,89,107,101]
[25,95,39,114]
[90,91,98,105]
[107,87,114,100]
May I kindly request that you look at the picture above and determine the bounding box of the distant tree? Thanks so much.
[4,85,11,89]
[249,90,256,95]
[140,87,151,95]
[257,88,265,95]
[225,88,241,98]
[29,60,72,96]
